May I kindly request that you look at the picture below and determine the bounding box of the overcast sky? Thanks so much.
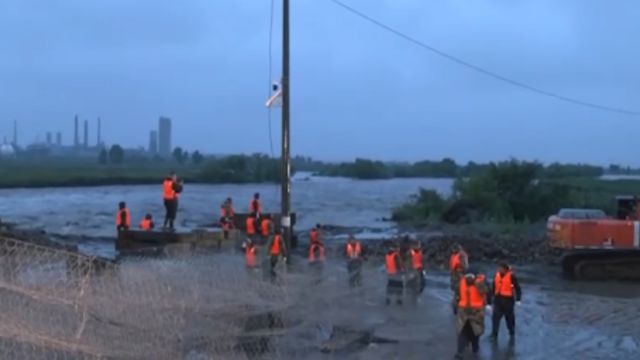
[0,0,638,165]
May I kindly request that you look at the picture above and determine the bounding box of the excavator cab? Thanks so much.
[615,195,640,220]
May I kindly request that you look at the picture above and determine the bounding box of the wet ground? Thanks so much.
[280,258,640,360]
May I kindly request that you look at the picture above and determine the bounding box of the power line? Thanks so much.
[328,0,640,116]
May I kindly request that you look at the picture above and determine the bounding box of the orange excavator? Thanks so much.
[547,195,640,280]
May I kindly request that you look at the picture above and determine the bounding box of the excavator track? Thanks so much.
[562,250,640,281]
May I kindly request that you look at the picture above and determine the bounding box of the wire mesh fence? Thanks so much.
[0,236,297,360]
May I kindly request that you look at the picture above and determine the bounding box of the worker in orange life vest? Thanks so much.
[220,197,235,241]
[308,226,325,262]
[245,238,258,270]
[260,216,273,244]
[385,243,405,305]
[249,193,262,216]
[245,212,258,243]
[455,267,488,360]
[450,243,469,314]
[309,224,325,264]
[345,235,363,288]
[162,172,183,230]
[116,201,131,232]
[488,262,522,341]
[267,228,286,280]
[220,197,235,220]
[308,231,325,281]
[409,241,426,294]
[139,214,154,231]
[309,224,322,245]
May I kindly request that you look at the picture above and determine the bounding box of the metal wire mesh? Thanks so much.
[0,237,293,360]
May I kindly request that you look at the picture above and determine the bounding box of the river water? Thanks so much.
[0,174,453,237]
[1,175,639,359]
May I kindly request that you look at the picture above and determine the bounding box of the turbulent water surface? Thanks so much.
[0,174,453,237]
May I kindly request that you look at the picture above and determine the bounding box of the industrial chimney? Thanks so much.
[83,119,89,148]
[74,115,79,148]
[97,117,102,146]
[12,120,17,146]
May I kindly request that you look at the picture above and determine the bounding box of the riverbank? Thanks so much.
[392,161,640,224]
[0,155,280,188]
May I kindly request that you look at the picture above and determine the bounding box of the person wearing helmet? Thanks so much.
[454,267,488,359]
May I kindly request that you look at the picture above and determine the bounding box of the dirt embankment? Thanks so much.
[307,225,561,269]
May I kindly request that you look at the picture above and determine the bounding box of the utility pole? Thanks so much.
[281,0,292,260]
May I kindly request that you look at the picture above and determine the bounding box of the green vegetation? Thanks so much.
[317,158,605,180]
[392,160,638,224]
[0,153,281,188]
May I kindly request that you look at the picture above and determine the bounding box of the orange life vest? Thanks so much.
[449,250,467,272]
[221,220,232,231]
[116,209,131,227]
[494,271,514,297]
[249,199,262,214]
[261,218,271,237]
[245,244,257,268]
[270,235,282,255]
[346,242,362,259]
[310,229,319,243]
[309,243,325,262]
[410,248,423,270]
[163,179,176,200]
[458,276,486,309]
[221,205,234,218]
[246,217,256,235]
[385,251,400,275]
[139,218,152,230]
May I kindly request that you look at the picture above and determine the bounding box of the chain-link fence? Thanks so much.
[0,236,297,360]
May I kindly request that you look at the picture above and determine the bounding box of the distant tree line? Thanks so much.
[314,158,607,180]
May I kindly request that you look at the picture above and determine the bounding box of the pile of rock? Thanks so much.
[322,231,562,269]
[420,234,561,269]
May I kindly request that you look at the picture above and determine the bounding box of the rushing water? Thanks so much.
[0,174,453,237]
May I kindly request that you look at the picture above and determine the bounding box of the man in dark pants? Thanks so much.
[162,172,183,230]
[116,202,130,232]
[488,262,522,341]
[385,243,404,305]
[266,228,286,282]
[345,235,363,288]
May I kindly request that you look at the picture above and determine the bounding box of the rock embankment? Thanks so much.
[307,227,561,268]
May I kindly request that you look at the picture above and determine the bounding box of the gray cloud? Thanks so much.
[0,0,638,165]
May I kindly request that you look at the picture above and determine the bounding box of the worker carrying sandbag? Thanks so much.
[454,267,488,359]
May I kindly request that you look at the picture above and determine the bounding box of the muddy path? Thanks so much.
[282,259,640,360]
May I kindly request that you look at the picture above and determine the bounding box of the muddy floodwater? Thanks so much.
[1,175,640,359]
[0,174,452,236]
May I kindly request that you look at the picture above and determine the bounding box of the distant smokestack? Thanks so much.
[56,132,62,146]
[12,120,17,146]
[74,115,79,147]
[83,119,89,148]
[97,117,102,146]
